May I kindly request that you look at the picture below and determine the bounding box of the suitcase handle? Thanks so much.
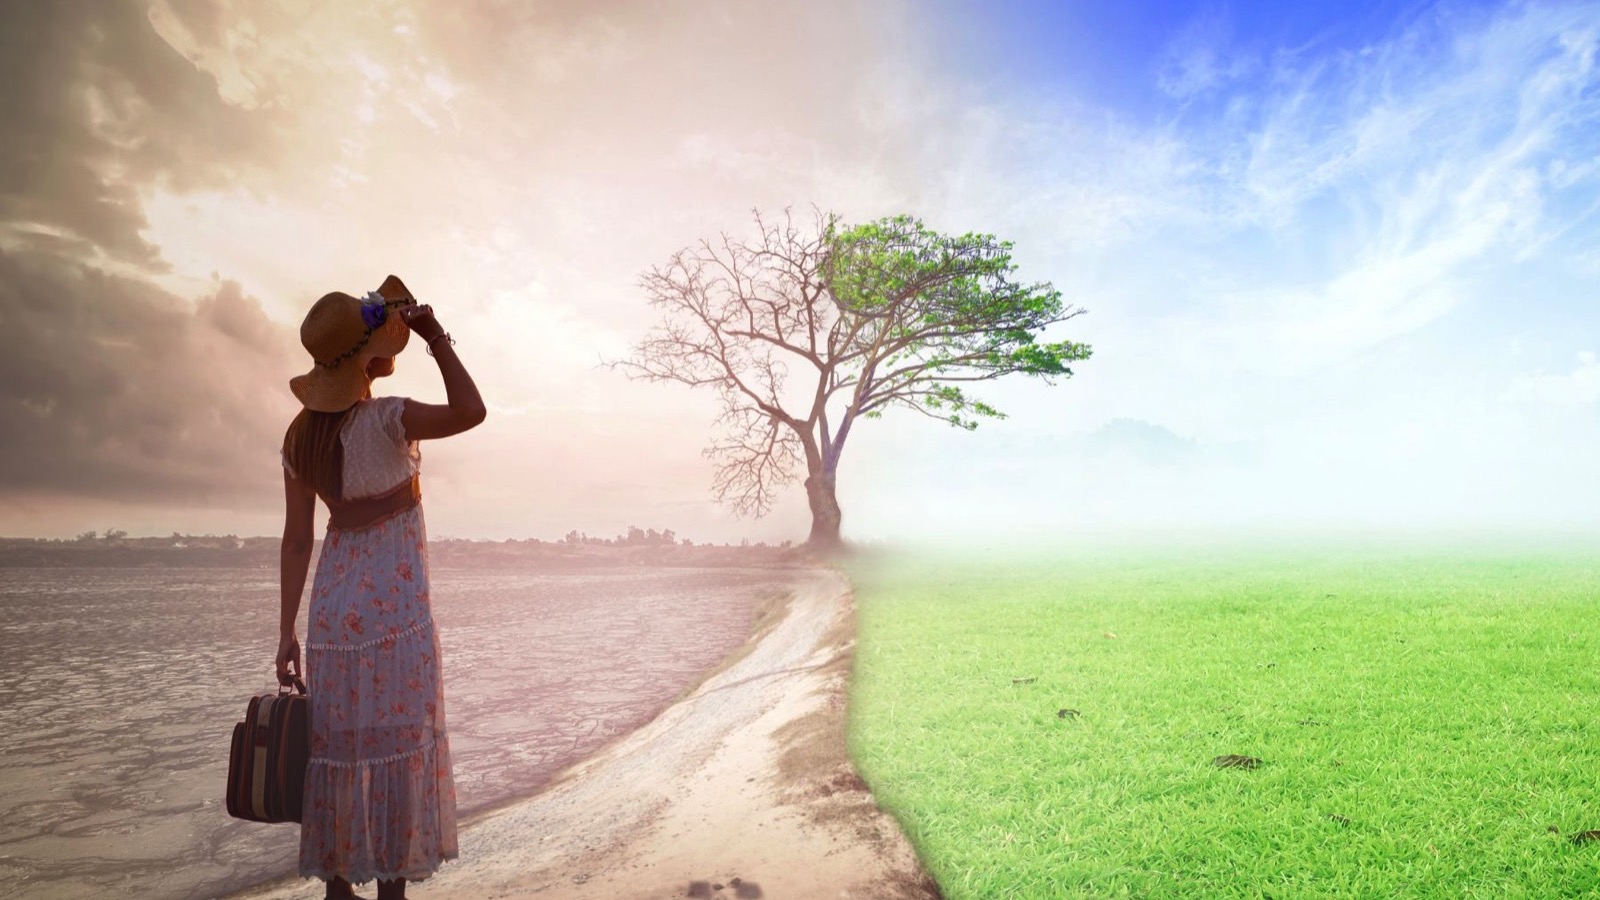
[277,651,303,690]
[278,675,307,695]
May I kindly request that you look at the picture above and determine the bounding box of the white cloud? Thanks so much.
[1507,351,1600,404]
[1156,10,1257,101]
[1139,2,1600,379]
[853,1,1600,538]
[34,0,1600,539]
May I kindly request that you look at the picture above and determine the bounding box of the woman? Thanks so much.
[277,278,485,900]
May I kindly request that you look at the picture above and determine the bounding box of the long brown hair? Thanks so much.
[282,406,358,502]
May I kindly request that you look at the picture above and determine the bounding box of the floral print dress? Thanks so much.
[288,395,458,884]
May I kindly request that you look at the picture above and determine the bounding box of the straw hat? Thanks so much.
[289,278,415,412]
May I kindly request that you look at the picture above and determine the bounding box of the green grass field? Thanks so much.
[843,541,1600,899]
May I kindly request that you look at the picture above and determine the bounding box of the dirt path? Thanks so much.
[229,566,942,900]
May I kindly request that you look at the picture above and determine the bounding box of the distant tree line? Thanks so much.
[550,526,789,549]
[1,530,806,570]
[563,525,681,546]
[50,527,790,549]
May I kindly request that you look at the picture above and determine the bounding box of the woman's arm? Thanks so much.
[277,471,316,683]
[398,303,487,440]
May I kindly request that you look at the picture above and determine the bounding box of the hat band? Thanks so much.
[315,297,416,369]
[316,328,374,369]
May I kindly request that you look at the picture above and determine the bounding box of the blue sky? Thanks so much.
[846,0,1600,543]
[929,0,1435,116]
[6,0,1600,543]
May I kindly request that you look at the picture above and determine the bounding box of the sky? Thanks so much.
[2,0,1598,546]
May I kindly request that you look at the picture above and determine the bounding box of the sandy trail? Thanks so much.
[229,566,941,900]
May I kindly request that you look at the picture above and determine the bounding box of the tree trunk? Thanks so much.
[804,469,842,549]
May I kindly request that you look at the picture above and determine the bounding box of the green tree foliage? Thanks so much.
[822,214,1090,431]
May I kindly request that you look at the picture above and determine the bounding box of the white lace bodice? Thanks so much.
[282,396,421,500]
[339,396,421,499]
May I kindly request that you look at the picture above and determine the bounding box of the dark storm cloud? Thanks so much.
[0,0,287,266]
[0,1,303,510]
[0,249,301,502]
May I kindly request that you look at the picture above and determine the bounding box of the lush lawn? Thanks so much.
[843,541,1600,899]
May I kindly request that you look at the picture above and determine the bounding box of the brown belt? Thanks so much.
[326,475,421,531]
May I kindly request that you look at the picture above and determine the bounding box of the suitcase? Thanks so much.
[226,675,309,823]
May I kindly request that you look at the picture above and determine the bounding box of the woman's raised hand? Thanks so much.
[399,303,444,341]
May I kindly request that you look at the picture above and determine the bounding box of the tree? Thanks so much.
[610,208,1091,550]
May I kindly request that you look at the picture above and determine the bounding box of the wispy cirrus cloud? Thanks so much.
[1155,8,1259,101]
[1149,2,1600,376]
[859,1,1600,538]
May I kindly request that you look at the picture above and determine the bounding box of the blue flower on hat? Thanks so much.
[359,291,388,330]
